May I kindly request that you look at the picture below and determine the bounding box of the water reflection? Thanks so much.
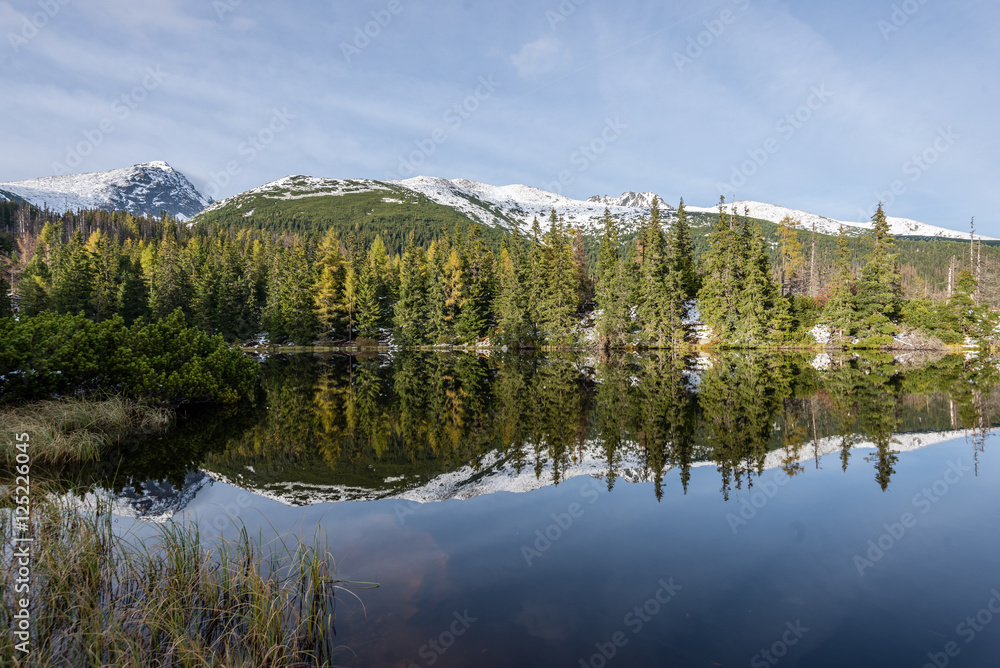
[170,351,1000,504]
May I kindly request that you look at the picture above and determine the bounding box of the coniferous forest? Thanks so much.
[0,196,995,355]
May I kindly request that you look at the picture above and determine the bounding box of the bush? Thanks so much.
[0,311,258,404]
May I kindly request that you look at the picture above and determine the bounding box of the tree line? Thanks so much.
[0,198,992,349]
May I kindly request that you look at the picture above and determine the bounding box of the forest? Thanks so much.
[0,197,994,350]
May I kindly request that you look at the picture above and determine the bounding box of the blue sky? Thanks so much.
[1,0,997,233]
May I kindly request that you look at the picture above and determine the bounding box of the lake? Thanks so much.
[98,351,1000,667]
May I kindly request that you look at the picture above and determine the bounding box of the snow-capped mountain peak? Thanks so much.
[587,191,671,210]
[685,200,995,241]
[0,161,210,220]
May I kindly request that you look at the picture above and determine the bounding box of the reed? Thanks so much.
[0,483,374,667]
[0,396,173,466]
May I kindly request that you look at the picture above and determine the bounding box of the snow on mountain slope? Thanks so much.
[686,200,994,241]
[200,425,967,508]
[587,191,665,210]
[198,174,393,215]
[0,161,210,220]
[199,174,673,234]
[393,177,667,233]
[194,173,984,241]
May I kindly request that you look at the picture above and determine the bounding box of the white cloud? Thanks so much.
[509,36,570,78]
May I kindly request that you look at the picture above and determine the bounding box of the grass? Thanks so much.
[0,484,375,667]
[0,396,173,466]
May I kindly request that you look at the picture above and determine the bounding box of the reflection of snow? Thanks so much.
[200,428,973,509]
[810,353,832,371]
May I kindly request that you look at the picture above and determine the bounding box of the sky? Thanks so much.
[1,0,998,234]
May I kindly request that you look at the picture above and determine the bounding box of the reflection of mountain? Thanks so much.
[85,351,997,518]
[203,428,970,507]
[190,351,999,507]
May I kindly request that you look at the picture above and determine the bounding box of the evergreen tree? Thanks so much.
[50,231,95,316]
[822,227,857,341]
[394,241,428,345]
[776,216,805,297]
[595,208,630,347]
[149,235,192,320]
[493,238,532,347]
[86,230,121,321]
[698,198,742,344]
[666,198,698,298]
[355,262,381,339]
[314,230,348,339]
[854,203,902,343]
[18,251,51,316]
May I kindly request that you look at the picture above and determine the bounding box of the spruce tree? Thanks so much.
[854,203,902,344]
[355,262,381,340]
[314,230,347,339]
[698,198,742,344]
[822,227,857,341]
[394,241,428,345]
[50,231,95,316]
[595,207,630,347]
[666,198,698,298]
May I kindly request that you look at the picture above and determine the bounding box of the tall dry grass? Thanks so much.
[0,485,374,667]
[0,396,173,466]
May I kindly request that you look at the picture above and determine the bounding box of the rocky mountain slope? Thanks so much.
[0,161,210,220]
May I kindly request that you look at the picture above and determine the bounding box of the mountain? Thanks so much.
[586,191,666,209]
[0,161,210,220]
[197,173,987,244]
[685,200,995,241]
[197,175,667,237]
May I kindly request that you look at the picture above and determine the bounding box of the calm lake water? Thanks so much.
[101,352,1000,667]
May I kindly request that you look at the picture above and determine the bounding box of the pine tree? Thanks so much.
[822,227,857,341]
[149,235,192,320]
[86,230,121,321]
[314,230,347,339]
[18,251,51,316]
[493,238,532,347]
[698,198,742,344]
[854,203,902,344]
[595,208,630,347]
[355,262,381,340]
[776,216,805,297]
[667,198,698,298]
[50,231,95,316]
[394,241,428,345]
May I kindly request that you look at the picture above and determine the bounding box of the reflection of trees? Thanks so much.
[699,355,790,500]
[193,351,1000,501]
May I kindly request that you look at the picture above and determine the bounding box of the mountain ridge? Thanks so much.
[0,161,210,220]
